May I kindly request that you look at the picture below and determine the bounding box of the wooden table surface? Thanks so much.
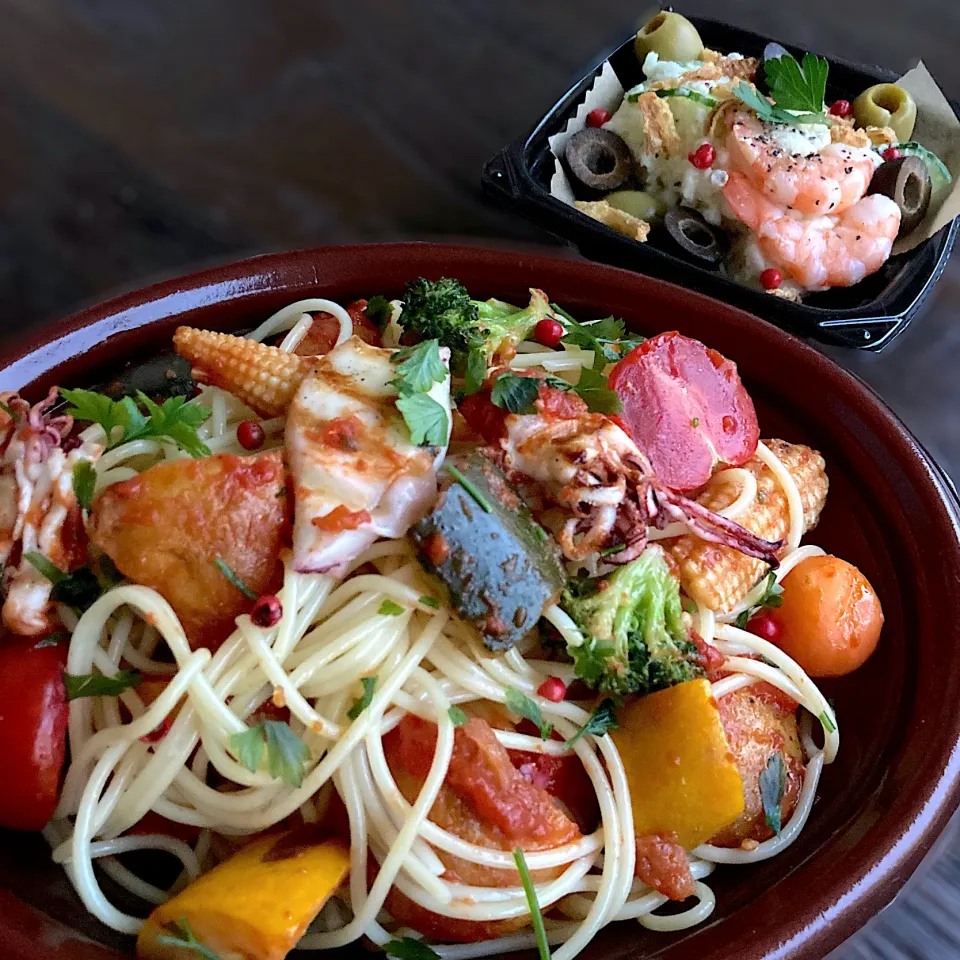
[2,2,959,957]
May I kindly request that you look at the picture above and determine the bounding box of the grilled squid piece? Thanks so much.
[286,336,451,576]
[0,389,102,635]
[500,404,782,566]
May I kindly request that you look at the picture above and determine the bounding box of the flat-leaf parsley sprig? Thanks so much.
[734,51,832,126]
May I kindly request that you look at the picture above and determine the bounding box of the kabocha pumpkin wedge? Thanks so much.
[611,678,745,849]
[136,830,349,960]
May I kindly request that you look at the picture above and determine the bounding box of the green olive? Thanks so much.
[634,11,703,65]
[605,190,664,222]
[853,84,917,141]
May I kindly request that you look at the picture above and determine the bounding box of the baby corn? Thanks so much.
[173,327,311,417]
[665,439,828,613]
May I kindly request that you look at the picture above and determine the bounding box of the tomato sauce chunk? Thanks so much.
[635,832,696,901]
[609,332,759,491]
[294,299,382,356]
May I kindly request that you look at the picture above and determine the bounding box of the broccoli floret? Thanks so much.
[561,547,704,699]
[400,277,551,378]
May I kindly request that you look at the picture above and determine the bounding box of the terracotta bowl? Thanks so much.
[2,243,959,960]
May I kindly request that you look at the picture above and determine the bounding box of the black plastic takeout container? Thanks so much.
[481,14,960,351]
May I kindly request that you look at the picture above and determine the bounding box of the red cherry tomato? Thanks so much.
[688,144,716,169]
[608,332,759,491]
[537,677,567,702]
[882,147,903,162]
[237,420,266,450]
[829,99,852,118]
[586,108,612,128]
[747,612,782,642]
[534,317,564,348]
[0,636,69,830]
[458,389,508,444]
[760,268,783,290]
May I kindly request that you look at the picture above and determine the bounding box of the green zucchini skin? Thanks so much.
[412,456,566,650]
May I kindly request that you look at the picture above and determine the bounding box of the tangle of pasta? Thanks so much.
[43,297,839,959]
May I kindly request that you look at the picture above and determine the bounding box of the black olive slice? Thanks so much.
[867,155,932,236]
[664,208,727,264]
[564,128,632,192]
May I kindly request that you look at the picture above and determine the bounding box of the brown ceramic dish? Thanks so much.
[1,243,959,960]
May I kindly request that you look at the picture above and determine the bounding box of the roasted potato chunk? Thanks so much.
[709,684,804,847]
[91,452,290,649]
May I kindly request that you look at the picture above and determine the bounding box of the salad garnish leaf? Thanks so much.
[384,937,441,960]
[490,371,621,417]
[448,706,468,727]
[564,698,619,751]
[157,918,224,960]
[759,750,787,835]
[60,388,212,457]
[573,366,622,415]
[490,374,541,415]
[214,556,257,600]
[64,669,142,701]
[73,460,97,511]
[419,594,441,609]
[231,719,309,787]
[734,52,832,126]
[347,676,379,720]
[505,687,553,739]
[464,345,488,396]
[513,848,551,960]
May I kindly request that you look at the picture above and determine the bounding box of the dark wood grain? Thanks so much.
[1,2,959,958]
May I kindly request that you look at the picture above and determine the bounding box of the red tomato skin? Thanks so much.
[0,637,69,831]
[458,389,508,444]
[609,331,759,491]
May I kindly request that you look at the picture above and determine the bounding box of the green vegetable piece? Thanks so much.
[561,547,704,698]
[633,11,703,65]
[899,142,953,194]
[513,848,551,960]
[448,706,468,727]
[364,295,393,329]
[385,937,441,960]
[413,455,566,651]
[378,599,405,617]
[230,719,309,787]
[73,460,97,511]
[564,698,619,751]
[651,88,719,109]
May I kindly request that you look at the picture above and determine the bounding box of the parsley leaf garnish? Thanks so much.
[573,366,622,414]
[347,675,379,720]
[419,594,441,609]
[490,374,541,415]
[564,698,619,751]
[64,669,142,700]
[59,388,212,457]
[505,687,553,739]
[733,52,832,126]
[464,345,488,396]
[230,719,309,787]
[390,341,449,447]
[157,918,224,960]
[364,295,393,329]
[23,552,104,611]
[214,556,257,600]
[384,937,441,960]
[513,849,551,960]
[395,393,450,446]
[759,750,787,835]
[448,706,468,727]
[378,599,405,617]
[392,341,447,394]
[551,304,640,370]
[73,460,97,511]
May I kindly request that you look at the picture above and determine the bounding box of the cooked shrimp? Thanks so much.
[723,171,901,291]
[726,111,878,217]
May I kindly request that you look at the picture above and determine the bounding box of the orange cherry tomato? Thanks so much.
[772,555,883,677]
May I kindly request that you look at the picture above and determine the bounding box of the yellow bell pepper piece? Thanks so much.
[137,830,350,960]
[611,678,744,849]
